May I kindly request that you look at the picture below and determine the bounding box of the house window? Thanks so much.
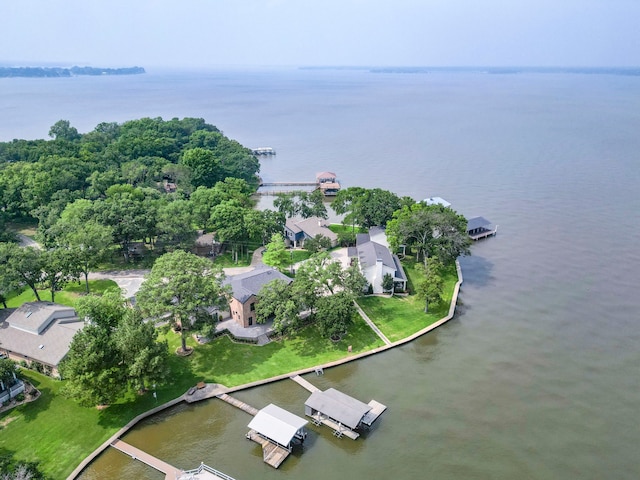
[250,302,255,311]
[248,317,253,326]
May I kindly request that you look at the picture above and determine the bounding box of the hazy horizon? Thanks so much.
[2,1,639,69]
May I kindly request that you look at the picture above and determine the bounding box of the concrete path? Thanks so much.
[353,301,392,345]
[17,234,41,250]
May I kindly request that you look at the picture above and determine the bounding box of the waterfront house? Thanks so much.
[284,216,338,248]
[225,266,293,328]
[348,230,407,294]
[0,302,83,378]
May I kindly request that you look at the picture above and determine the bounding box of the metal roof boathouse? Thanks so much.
[304,388,387,439]
[246,404,308,468]
[467,216,498,240]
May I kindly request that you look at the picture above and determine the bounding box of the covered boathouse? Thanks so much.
[246,403,308,468]
[467,216,498,240]
[304,388,387,439]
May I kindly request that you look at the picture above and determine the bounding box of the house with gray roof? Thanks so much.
[349,231,407,294]
[284,216,338,248]
[0,302,83,377]
[225,266,293,328]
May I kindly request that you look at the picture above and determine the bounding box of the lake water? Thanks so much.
[2,68,639,479]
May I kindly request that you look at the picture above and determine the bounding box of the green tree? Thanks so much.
[303,234,332,253]
[75,288,128,330]
[332,187,406,228]
[255,279,300,335]
[262,233,289,270]
[0,245,22,308]
[315,291,356,339]
[53,219,114,293]
[0,358,20,387]
[136,250,228,353]
[62,289,170,404]
[48,119,81,141]
[244,209,285,246]
[60,322,126,406]
[386,202,471,266]
[3,244,43,301]
[382,272,395,294]
[209,200,249,263]
[180,147,222,188]
[41,248,77,302]
[113,309,169,391]
[414,257,445,313]
[155,199,197,252]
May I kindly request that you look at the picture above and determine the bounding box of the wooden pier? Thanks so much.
[469,226,498,241]
[216,393,259,416]
[290,374,321,393]
[246,430,291,468]
[111,439,180,479]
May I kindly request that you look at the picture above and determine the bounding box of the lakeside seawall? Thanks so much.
[67,260,463,479]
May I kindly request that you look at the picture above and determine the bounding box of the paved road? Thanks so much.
[17,234,41,250]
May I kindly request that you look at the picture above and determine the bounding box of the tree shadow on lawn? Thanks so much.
[11,376,53,424]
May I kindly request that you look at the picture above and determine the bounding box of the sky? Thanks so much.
[2,0,639,68]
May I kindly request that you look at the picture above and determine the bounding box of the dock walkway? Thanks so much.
[290,374,321,393]
[216,393,259,416]
[110,439,181,480]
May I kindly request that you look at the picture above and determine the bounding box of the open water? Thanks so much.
[1,68,639,479]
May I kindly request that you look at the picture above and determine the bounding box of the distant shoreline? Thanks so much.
[0,66,145,78]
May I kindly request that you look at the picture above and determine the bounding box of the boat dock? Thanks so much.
[110,440,235,480]
[252,147,276,155]
[290,376,387,439]
[216,394,296,468]
[110,439,181,479]
[467,216,498,241]
[246,430,291,468]
[216,393,259,416]
[290,374,321,392]
[256,171,341,196]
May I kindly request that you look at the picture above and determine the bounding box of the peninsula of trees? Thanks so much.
[0,66,145,78]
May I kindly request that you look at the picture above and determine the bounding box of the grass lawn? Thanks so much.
[212,251,252,268]
[357,262,459,342]
[328,223,367,235]
[4,280,120,308]
[0,315,383,478]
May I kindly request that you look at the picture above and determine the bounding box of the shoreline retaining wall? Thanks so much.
[67,260,463,480]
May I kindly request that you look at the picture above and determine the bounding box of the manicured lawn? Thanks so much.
[328,223,367,235]
[0,315,383,478]
[165,314,384,387]
[4,280,119,308]
[357,262,459,342]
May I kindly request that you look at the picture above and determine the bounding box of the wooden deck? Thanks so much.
[110,439,181,480]
[469,227,498,241]
[246,429,291,468]
[290,374,321,393]
[216,393,259,416]
[362,400,387,426]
